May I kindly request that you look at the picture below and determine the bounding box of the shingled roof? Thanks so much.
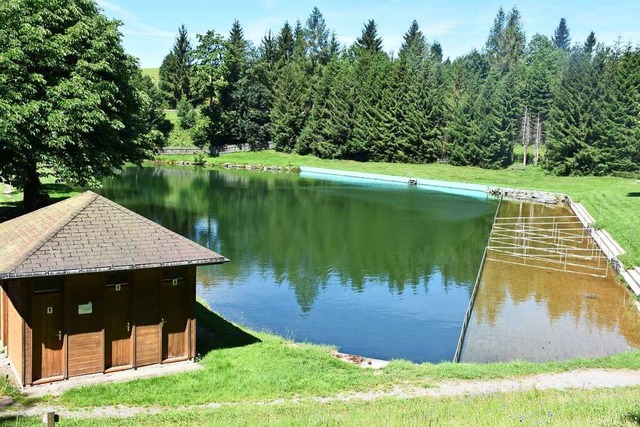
[0,191,228,280]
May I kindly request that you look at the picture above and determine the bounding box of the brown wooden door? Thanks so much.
[104,285,132,370]
[161,279,187,361]
[32,292,64,382]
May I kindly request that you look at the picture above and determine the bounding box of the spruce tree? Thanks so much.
[304,7,330,67]
[584,32,597,54]
[276,22,295,63]
[552,18,571,51]
[356,20,383,53]
[400,20,426,59]
[159,25,192,108]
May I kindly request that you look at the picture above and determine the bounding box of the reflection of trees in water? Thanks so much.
[101,167,497,312]
[473,200,640,347]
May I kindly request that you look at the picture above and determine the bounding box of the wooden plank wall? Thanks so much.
[5,281,26,385]
[65,274,104,377]
[133,269,162,367]
[5,266,197,385]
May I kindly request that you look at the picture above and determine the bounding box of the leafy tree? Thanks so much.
[0,0,162,211]
[356,20,383,53]
[190,30,226,146]
[159,24,192,108]
[552,18,571,50]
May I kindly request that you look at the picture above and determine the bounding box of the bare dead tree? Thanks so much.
[534,113,542,166]
[521,106,532,167]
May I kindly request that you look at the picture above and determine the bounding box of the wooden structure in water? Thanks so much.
[0,191,227,386]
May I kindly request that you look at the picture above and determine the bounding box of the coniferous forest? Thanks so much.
[158,7,640,176]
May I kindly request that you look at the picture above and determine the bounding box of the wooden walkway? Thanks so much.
[570,201,640,296]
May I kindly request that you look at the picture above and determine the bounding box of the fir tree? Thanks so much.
[356,20,383,53]
[584,31,597,54]
[159,25,193,107]
[276,22,295,63]
[552,18,571,50]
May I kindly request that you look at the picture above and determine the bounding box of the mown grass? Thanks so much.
[51,300,640,409]
[154,150,640,266]
[6,387,640,426]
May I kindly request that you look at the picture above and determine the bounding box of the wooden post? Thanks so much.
[42,411,58,426]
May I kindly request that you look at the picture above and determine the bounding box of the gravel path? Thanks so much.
[3,368,640,420]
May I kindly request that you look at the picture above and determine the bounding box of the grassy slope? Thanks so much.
[155,150,640,266]
[140,68,159,86]
[164,110,194,146]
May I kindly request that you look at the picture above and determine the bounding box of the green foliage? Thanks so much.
[177,97,196,130]
[158,24,192,108]
[149,6,639,178]
[0,0,163,211]
[356,19,384,54]
[552,18,571,50]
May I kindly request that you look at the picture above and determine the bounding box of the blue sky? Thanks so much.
[97,0,640,68]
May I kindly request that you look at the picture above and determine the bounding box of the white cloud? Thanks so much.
[97,0,174,38]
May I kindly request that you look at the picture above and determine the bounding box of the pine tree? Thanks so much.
[233,54,273,148]
[356,20,383,53]
[486,7,505,62]
[159,25,193,107]
[304,7,330,67]
[584,31,597,55]
[400,20,426,59]
[552,18,571,51]
[276,22,294,63]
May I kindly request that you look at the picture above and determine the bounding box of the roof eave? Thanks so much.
[0,256,230,280]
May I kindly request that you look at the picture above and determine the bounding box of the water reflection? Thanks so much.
[461,201,640,363]
[101,167,497,362]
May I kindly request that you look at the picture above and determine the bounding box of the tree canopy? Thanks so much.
[0,0,166,211]
[155,6,639,177]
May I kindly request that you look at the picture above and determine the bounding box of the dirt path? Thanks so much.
[3,368,640,420]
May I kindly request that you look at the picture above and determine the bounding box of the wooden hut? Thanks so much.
[0,191,227,386]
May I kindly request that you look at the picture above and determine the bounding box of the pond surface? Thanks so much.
[100,167,497,362]
[461,201,640,362]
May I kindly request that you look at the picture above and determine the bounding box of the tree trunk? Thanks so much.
[22,160,40,213]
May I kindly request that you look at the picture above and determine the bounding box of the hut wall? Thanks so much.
[64,274,104,377]
[5,280,25,385]
[133,269,162,367]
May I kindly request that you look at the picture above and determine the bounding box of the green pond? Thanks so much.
[100,166,498,362]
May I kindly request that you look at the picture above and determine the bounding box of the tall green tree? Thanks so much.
[584,31,597,54]
[304,7,330,67]
[356,20,384,53]
[190,30,226,147]
[276,22,294,63]
[159,24,192,108]
[552,18,571,50]
[0,0,163,211]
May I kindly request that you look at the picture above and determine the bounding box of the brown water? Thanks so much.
[461,200,640,363]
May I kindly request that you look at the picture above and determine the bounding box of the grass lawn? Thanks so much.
[154,150,640,266]
[7,387,640,426]
[42,301,640,409]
